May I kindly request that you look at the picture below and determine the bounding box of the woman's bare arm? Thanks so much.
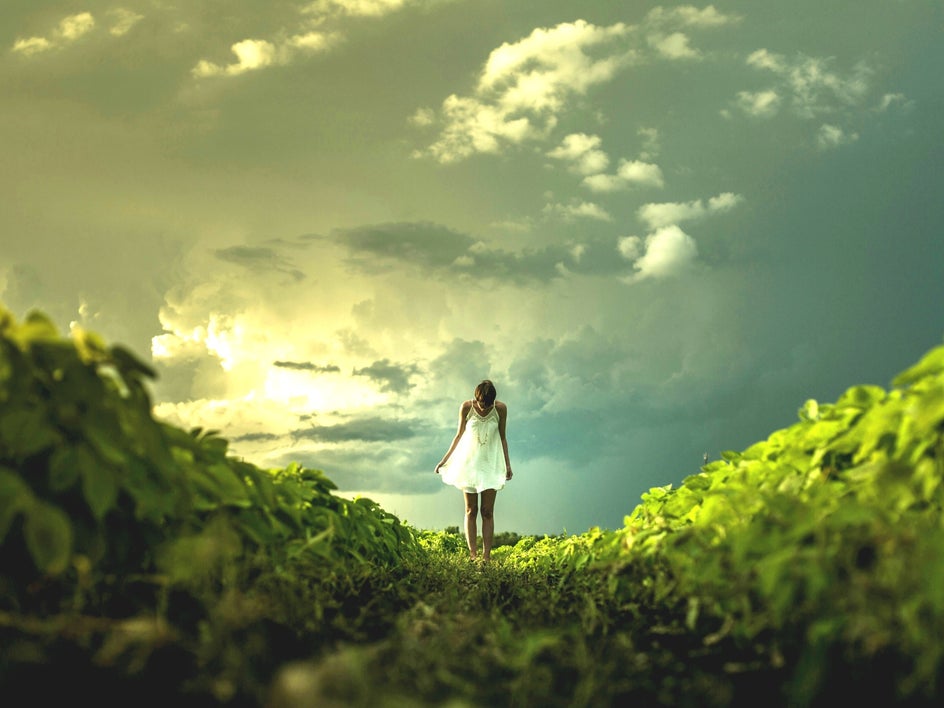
[435,401,471,473]
[496,401,512,480]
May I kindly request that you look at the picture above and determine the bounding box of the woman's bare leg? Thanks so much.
[480,489,497,561]
[463,492,479,558]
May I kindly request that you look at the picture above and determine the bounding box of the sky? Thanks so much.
[2,1,942,536]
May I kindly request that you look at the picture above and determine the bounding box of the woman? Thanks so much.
[435,379,513,562]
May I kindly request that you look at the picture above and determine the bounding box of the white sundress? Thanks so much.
[439,403,507,493]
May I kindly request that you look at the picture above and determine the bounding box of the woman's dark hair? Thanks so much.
[474,379,497,406]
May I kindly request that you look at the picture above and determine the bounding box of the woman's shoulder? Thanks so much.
[495,400,508,413]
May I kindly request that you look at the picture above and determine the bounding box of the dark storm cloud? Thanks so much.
[352,358,420,394]
[291,416,418,443]
[272,360,341,373]
[331,221,626,283]
[233,431,281,443]
[333,221,473,272]
[214,246,305,281]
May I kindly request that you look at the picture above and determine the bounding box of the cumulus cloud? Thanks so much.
[11,12,95,55]
[547,133,610,175]
[735,89,781,118]
[620,225,699,283]
[637,192,743,230]
[422,20,635,162]
[193,31,339,77]
[418,9,738,163]
[648,31,699,60]
[582,159,665,192]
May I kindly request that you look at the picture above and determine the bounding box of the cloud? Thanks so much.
[273,361,342,373]
[333,222,474,272]
[582,159,665,193]
[620,225,699,283]
[192,0,435,78]
[543,201,613,222]
[644,5,741,29]
[11,12,95,55]
[332,221,616,283]
[876,92,914,113]
[292,415,417,443]
[637,192,743,230]
[192,32,339,77]
[421,20,635,162]
[419,8,739,163]
[547,133,610,175]
[302,0,413,18]
[637,127,661,160]
[735,89,781,118]
[214,245,307,280]
[352,359,420,394]
[108,8,144,37]
[648,32,699,60]
[816,123,859,150]
[745,49,872,119]
[642,4,741,60]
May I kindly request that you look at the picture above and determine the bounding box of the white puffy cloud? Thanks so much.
[621,225,699,282]
[193,32,339,77]
[583,159,665,192]
[11,12,95,55]
[638,192,743,230]
[649,31,699,60]
[424,20,636,162]
[547,133,610,175]
[420,8,739,163]
[736,89,780,117]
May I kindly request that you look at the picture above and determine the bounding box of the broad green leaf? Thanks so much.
[892,344,944,387]
[80,453,120,521]
[48,446,82,492]
[205,463,251,507]
[0,408,60,458]
[85,420,129,467]
[0,466,33,542]
[24,500,73,575]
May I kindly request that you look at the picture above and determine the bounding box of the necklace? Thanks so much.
[472,402,493,445]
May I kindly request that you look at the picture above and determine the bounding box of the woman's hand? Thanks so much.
[435,462,445,475]
[505,467,513,481]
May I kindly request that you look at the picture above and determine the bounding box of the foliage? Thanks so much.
[1,304,943,706]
